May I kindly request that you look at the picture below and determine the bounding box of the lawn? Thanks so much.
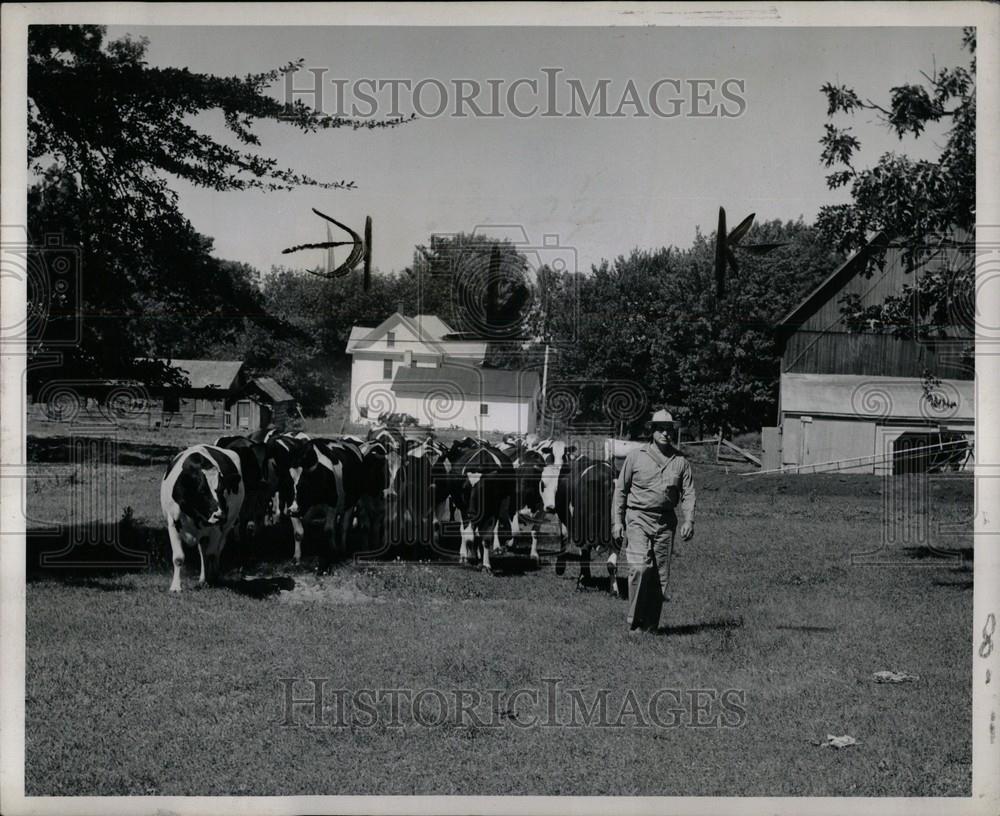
[23,434,974,796]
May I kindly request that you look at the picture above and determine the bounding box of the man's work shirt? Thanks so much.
[612,443,696,525]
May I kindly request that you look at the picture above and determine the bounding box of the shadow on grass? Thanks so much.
[902,546,973,562]
[220,575,295,598]
[27,434,181,466]
[660,617,745,636]
[26,520,169,581]
[932,578,974,590]
[774,624,838,633]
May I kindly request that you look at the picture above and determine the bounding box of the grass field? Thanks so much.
[23,431,974,796]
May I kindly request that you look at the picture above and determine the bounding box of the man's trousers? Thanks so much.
[623,507,675,630]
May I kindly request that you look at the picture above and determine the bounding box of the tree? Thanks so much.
[542,220,840,435]
[817,27,975,339]
[27,25,408,386]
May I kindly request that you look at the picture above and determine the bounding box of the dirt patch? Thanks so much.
[276,574,382,605]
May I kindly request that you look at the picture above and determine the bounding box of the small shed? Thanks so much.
[230,377,299,432]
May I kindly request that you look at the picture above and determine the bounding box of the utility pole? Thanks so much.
[539,343,550,432]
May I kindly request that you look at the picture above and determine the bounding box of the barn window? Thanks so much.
[480,403,489,416]
[387,331,396,348]
[163,393,180,413]
[383,359,393,379]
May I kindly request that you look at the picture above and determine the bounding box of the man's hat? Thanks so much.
[650,409,674,427]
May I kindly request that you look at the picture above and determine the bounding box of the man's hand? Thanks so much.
[680,521,694,541]
[612,522,624,542]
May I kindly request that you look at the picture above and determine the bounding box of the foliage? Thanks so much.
[26,25,406,388]
[542,221,840,435]
[818,28,975,338]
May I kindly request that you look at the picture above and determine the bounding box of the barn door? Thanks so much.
[798,416,812,471]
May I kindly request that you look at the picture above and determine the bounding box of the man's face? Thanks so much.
[651,424,674,446]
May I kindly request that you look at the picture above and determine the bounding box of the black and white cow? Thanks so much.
[447,444,516,572]
[214,434,279,545]
[511,447,548,562]
[287,437,364,569]
[161,444,246,592]
[534,440,618,590]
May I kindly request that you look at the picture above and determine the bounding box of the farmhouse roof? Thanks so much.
[163,359,244,390]
[251,377,295,403]
[413,314,454,340]
[391,363,540,400]
[347,312,487,359]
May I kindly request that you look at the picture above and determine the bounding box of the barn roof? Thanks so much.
[251,377,295,403]
[391,363,540,400]
[776,232,890,331]
[163,359,244,390]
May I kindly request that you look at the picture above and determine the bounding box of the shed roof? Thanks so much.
[163,359,244,390]
[252,377,295,403]
[391,363,540,400]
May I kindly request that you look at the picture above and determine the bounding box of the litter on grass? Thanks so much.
[811,734,860,749]
[873,670,919,684]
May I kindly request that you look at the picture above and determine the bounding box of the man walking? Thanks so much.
[611,409,696,632]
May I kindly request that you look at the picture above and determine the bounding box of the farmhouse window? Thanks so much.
[480,403,489,416]
[196,398,216,413]
[163,393,180,413]
[387,331,396,348]
[383,359,393,379]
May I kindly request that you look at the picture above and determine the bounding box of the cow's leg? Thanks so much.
[510,512,521,551]
[607,551,619,597]
[202,527,226,586]
[459,520,473,564]
[339,505,354,558]
[482,522,496,572]
[197,537,207,585]
[167,521,185,593]
[491,519,502,554]
[577,545,592,589]
[291,517,304,563]
[529,525,540,562]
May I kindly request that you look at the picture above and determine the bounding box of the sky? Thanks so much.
[106,25,968,278]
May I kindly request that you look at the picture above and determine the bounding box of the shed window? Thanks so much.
[480,403,489,416]
[387,331,396,348]
[383,359,393,379]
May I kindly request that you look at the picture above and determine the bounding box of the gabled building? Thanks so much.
[29,358,298,432]
[767,234,974,474]
[346,312,540,433]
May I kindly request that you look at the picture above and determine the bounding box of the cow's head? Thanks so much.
[173,454,225,526]
[287,442,320,518]
[539,442,575,511]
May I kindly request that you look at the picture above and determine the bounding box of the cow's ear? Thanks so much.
[566,445,578,454]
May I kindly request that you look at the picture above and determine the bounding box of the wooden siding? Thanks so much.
[781,239,973,379]
[796,242,972,333]
[782,331,973,379]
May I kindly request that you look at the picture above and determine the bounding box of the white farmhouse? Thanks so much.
[346,312,540,433]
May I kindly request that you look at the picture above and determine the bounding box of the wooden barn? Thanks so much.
[765,233,975,474]
[28,359,298,432]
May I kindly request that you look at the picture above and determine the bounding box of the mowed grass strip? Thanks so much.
[25,458,972,796]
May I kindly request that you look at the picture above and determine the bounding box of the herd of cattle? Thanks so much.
[160,428,619,593]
